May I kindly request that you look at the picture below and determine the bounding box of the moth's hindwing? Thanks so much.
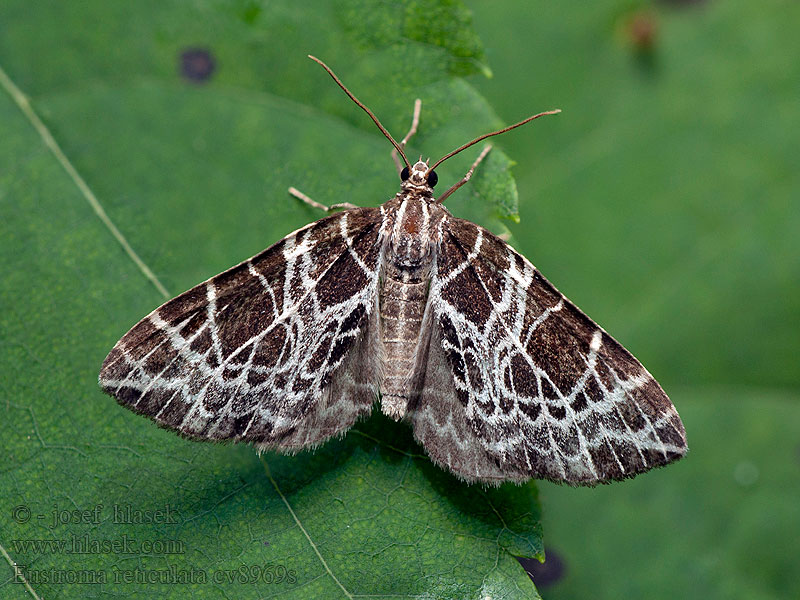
[99,208,384,449]
[413,217,687,485]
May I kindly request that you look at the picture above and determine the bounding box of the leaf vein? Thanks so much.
[0,540,43,600]
[0,64,169,299]
[260,455,353,599]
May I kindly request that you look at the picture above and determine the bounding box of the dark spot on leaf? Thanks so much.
[239,1,262,24]
[517,547,566,588]
[180,48,215,83]
[616,10,661,73]
[627,12,657,52]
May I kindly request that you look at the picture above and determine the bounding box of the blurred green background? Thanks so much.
[464,1,800,598]
[2,1,798,598]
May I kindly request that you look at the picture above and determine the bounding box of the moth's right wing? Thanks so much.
[412,216,687,485]
[99,208,385,450]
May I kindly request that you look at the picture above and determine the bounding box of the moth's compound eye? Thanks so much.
[427,170,438,187]
[400,166,410,181]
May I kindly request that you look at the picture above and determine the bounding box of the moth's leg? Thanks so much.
[288,187,357,212]
[436,144,493,204]
[392,98,422,174]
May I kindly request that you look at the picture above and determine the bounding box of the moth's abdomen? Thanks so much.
[379,268,428,419]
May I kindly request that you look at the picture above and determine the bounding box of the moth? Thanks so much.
[100,56,687,485]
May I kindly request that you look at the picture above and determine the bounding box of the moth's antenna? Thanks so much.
[427,109,561,174]
[308,55,411,169]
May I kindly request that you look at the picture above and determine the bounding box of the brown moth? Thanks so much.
[99,56,687,485]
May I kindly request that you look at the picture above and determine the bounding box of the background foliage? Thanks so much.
[2,1,798,599]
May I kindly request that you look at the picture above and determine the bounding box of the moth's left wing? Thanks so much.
[99,208,385,450]
[413,217,687,485]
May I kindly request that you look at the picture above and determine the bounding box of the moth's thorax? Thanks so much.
[387,195,443,270]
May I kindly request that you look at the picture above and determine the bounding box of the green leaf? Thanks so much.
[0,1,543,599]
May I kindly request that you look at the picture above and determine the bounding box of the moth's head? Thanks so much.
[400,159,438,193]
